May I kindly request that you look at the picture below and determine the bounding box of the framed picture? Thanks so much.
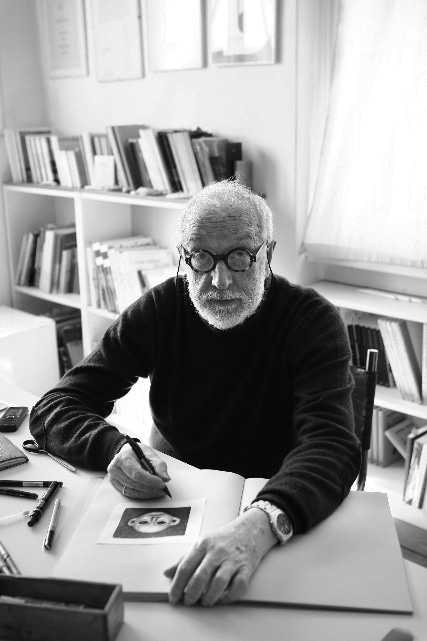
[92,0,144,82]
[146,0,204,72]
[210,0,277,66]
[42,0,88,78]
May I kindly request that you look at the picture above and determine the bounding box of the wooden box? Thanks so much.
[0,576,124,641]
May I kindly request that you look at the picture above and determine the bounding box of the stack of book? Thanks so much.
[4,127,52,183]
[86,235,175,314]
[347,321,394,386]
[4,125,243,195]
[377,317,425,404]
[4,127,112,188]
[15,223,78,295]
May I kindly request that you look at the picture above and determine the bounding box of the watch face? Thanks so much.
[276,513,292,535]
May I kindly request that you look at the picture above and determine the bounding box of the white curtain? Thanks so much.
[300,0,427,271]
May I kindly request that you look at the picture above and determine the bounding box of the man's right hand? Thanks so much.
[107,442,170,499]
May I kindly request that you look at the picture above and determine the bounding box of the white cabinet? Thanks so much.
[311,280,427,530]
[3,184,187,437]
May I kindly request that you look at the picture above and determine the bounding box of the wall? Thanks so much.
[35,0,302,283]
[0,0,331,307]
[0,0,46,306]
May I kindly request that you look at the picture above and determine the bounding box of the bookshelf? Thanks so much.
[311,280,427,531]
[3,183,187,437]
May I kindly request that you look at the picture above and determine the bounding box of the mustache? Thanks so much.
[202,291,243,301]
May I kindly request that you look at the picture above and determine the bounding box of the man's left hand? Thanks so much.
[164,508,278,606]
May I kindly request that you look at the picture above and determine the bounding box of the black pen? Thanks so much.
[43,498,61,550]
[0,488,38,499]
[124,435,172,498]
[27,481,62,527]
[0,480,52,488]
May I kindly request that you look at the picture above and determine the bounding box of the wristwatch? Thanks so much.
[244,500,293,545]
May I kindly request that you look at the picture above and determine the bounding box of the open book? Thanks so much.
[50,461,412,614]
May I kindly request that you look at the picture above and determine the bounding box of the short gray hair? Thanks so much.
[176,180,274,246]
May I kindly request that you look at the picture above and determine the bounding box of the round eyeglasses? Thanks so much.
[181,242,267,273]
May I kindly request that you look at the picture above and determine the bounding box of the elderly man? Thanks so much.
[30,180,360,606]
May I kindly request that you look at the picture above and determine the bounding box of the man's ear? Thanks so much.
[267,240,276,263]
[128,518,136,526]
[171,517,180,526]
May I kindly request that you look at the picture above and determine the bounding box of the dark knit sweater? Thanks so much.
[30,275,360,534]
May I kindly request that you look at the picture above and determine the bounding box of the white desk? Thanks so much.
[1,382,426,641]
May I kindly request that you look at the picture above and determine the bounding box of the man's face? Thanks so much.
[183,206,270,331]
[128,511,180,534]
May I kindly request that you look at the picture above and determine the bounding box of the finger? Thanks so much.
[109,474,167,499]
[200,563,236,607]
[164,562,179,580]
[168,548,206,605]
[219,566,252,604]
[107,464,166,499]
[109,446,167,492]
[139,444,171,482]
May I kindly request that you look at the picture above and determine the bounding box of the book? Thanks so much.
[193,136,228,181]
[109,245,174,312]
[403,424,427,491]
[49,467,412,614]
[403,433,427,506]
[38,225,76,293]
[89,236,154,313]
[106,124,147,190]
[384,417,418,459]
[377,408,407,467]
[377,317,422,403]
[422,323,427,403]
[4,127,51,183]
[138,127,172,193]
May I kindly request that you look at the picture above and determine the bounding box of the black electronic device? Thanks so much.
[0,406,28,432]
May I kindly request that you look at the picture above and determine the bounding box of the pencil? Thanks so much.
[124,435,172,498]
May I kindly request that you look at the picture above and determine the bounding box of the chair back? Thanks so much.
[351,349,378,491]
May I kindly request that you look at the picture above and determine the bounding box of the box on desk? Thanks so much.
[0,576,124,641]
[0,306,60,396]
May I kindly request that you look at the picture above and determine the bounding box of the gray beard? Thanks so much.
[187,280,266,331]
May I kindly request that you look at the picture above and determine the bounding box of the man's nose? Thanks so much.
[211,260,233,290]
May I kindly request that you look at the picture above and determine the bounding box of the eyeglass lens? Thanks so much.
[190,249,253,272]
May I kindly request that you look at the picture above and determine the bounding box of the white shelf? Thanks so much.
[310,279,427,530]
[15,286,81,310]
[366,462,427,530]
[312,280,427,323]
[4,183,181,431]
[375,386,427,421]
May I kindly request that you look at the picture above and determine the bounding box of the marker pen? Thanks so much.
[27,481,62,527]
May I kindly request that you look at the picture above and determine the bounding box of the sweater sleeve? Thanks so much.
[256,289,361,534]
[29,295,156,470]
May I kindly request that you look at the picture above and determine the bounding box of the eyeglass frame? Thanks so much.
[178,241,268,274]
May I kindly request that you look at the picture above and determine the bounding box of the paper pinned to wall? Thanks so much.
[91,0,143,81]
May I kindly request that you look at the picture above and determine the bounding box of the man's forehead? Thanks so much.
[185,208,259,244]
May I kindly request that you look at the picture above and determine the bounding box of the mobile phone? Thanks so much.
[0,406,28,432]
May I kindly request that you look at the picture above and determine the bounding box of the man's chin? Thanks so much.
[196,303,250,331]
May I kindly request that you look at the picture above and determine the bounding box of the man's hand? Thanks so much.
[165,508,278,606]
[107,442,170,499]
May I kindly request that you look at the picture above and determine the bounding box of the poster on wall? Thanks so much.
[91,0,144,81]
[210,0,277,66]
[145,0,204,72]
[42,0,88,78]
